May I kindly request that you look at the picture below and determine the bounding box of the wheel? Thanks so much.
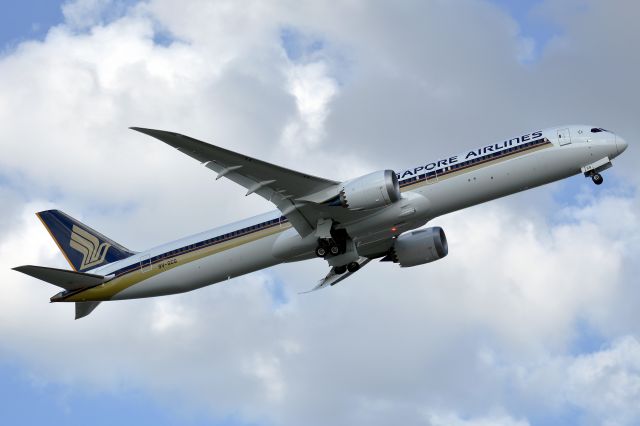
[347,262,360,273]
[334,265,347,274]
[330,245,340,255]
[592,173,603,185]
[315,246,326,257]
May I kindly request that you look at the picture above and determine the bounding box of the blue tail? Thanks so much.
[36,210,135,272]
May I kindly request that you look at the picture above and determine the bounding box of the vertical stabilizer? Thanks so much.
[36,210,135,272]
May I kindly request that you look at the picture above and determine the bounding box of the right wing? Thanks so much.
[131,127,343,237]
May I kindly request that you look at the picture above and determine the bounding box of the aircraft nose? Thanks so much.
[616,134,628,155]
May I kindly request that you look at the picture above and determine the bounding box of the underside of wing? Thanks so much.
[131,127,342,236]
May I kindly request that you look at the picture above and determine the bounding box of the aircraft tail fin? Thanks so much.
[36,210,135,272]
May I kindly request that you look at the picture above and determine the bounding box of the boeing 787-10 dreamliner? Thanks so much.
[13,125,628,319]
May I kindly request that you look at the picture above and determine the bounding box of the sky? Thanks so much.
[0,1,639,425]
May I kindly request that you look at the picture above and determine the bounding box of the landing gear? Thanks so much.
[347,261,360,273]
[315,239,341,257]
[333,262,360,275]
[334,265,347,274]
[592,173,603,185]
[315,230,349,258]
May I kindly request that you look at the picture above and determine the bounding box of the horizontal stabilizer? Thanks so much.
[13,265,105,291]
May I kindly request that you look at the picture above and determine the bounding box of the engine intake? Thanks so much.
[339,170,400,211]
[388,227,448,267]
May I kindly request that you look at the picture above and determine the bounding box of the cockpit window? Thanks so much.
[591,128,609,133]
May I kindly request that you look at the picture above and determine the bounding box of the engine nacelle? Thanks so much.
[388,227,448,267]
[339,170,400,211]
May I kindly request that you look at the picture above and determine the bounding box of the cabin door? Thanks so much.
[557,128,571,146]
[140,254,152,272]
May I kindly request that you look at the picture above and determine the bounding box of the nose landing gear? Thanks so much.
[592,173,603,185]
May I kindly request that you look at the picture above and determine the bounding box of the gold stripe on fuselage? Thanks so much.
[64,222,292,302]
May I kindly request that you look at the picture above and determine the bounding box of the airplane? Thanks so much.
[13,125,628,319]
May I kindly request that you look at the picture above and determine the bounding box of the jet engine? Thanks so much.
[387,227,448,267]
[338,170,400,211]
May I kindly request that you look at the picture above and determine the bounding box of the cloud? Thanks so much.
[281,61,338,153]
[424,410,529,426]
[1,0,639,425]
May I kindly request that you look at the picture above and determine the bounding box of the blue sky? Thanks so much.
[0,0,63,48]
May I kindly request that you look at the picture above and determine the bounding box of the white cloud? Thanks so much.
[1,0,640,425]
[62,0,114,29]
[281,61,338,153]
[566,337,640,422]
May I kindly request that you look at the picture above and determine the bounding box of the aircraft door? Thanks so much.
[557,128,571,146]
[140,254,152,272]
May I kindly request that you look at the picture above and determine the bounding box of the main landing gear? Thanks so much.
[332,261,360,275]
[592,173,603,185]
[315,239,341,257]
[315,228,349,258]
[315,224,355,275]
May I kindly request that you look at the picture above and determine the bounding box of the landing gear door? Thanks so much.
[557,128,571,146]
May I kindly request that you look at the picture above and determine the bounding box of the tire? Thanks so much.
[315,246,326,257]
[330,245,340,255]
[347,262,360,273]
[592,173,603,185]
[334,265,347,274]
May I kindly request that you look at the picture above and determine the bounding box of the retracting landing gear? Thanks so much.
[332,262,359,275]
[329,260,362,279]
[347,262,360,273]
[315,239,341,257]
[333,265,347,274]
[314,219,349,259]
[592,173,603,185]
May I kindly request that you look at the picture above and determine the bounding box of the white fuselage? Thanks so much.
[73,125,625,302]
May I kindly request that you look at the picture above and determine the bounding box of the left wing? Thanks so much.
[131,127,342,237]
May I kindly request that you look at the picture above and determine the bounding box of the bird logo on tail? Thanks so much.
[69,225,111,270]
